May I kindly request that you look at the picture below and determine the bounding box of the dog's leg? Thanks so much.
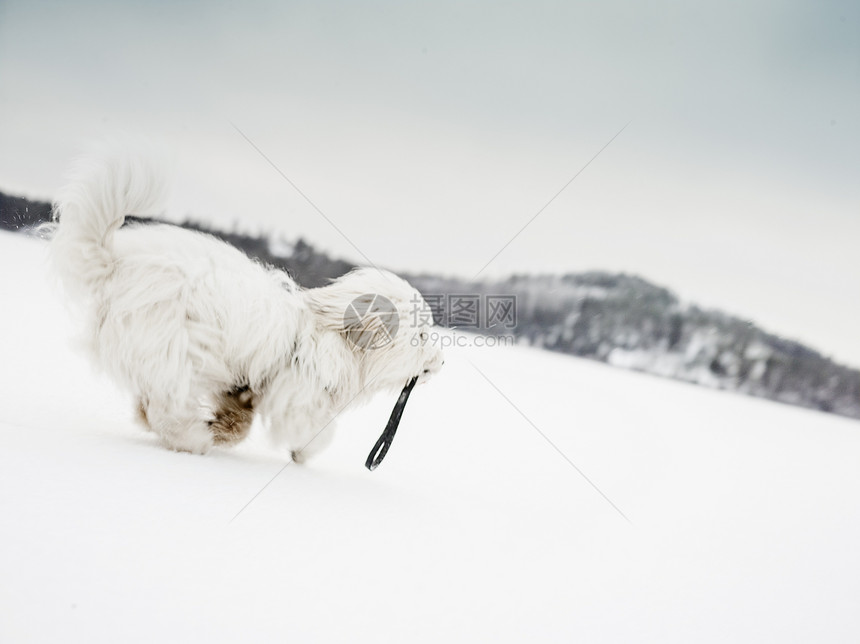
[209,385,256,446]
[261,386,338,463]
[281,411,337,464]
[144,400,214,455]
[292,423,336,463]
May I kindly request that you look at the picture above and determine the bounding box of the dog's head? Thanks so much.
[306,268,444,392]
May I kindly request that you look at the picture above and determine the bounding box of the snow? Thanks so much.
[267,235,296,259]
[1,230,859,643]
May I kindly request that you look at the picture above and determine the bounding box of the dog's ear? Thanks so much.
[306,282,399,352]
[341,294,394,351]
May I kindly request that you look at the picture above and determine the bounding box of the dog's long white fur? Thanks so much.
[51,144,443,459]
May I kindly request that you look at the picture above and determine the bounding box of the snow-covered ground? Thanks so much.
[2,230,859,643]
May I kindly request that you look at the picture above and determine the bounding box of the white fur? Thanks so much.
[50,145,443,460]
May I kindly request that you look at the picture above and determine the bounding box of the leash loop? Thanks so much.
[365,375,418,471]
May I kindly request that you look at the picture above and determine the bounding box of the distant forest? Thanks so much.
[3,189,858,421]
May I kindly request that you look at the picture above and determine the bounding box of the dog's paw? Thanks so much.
[290,450,306,464]
[166,440,211,456]
[160,426,214,455]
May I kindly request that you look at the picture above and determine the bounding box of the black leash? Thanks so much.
[365,375,419,471]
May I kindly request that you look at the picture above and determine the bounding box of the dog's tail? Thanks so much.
[51,142,169,298]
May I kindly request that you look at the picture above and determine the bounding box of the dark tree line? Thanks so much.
[405,272,860,419]
[0,192,52,232]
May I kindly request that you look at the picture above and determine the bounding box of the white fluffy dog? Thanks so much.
[50,146,443,462]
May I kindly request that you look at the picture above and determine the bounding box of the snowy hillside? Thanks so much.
[1,231,859,643]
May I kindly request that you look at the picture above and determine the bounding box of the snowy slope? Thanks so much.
[1,231,859,643]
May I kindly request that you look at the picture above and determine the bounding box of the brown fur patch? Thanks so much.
[209,385,256,446]
[136,399,150,429]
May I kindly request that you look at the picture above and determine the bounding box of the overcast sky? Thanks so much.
[1,0,858,365]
